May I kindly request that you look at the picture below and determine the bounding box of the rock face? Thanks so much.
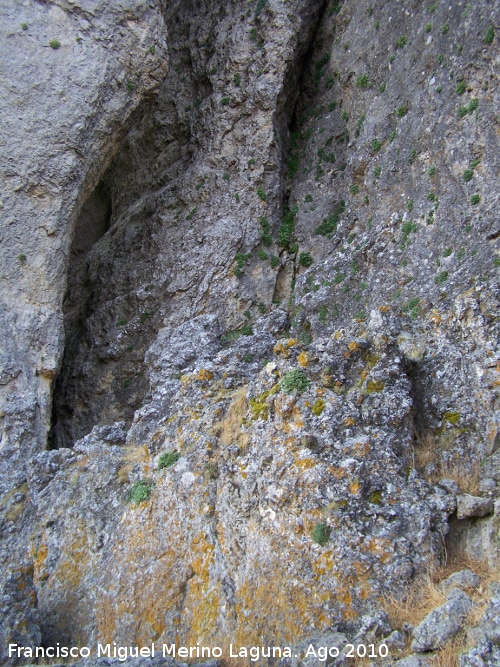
[1,0,500,663]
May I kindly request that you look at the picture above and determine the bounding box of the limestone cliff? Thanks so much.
[1,0,499,665]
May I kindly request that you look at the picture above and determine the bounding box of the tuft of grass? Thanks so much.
[356,73,371,88]
[158,451,180,469]
[257,187,267,201]
[281,369,310,395]
[371,138,382,152]
[298,252,313,267]
[484,25,494,44]
[395,35,407,48]
[312,522,331,546]
[21,22,28,30]
[470,194,480,205]
[434,270,449,284]
[456,81,467,94]
[396,105,408,117]
[127,479,153,505]
[463,169,473,182]
[49,39,61,49]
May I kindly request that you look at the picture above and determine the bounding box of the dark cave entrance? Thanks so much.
[48,182,112,450]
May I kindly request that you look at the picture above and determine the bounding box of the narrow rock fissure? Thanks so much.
[48,181,113,450]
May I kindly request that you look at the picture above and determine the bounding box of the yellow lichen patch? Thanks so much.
[310,398,325,416]
[352,441,370,457]
[428,308,442,325]
[287,338,299,347]
[297,351,309,367]
[316,387,326,397]
[349,479,362,494]
[328,466,346,479]
[196,368,214,382]
[294,457,317,470]
[344,416,357,426]
[312,549,336,576]
[366,379,385,393]
[33,538,49,582]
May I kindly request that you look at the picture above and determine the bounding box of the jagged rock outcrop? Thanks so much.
[1,0,499,664]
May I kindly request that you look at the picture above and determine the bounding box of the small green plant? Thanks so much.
[396,105,408,117]
[484,25,494,45]
[440,23,450,34]
[281,369,310,395]
[158,451,181,469]
[468,98,479,113]
[223,172,230,182]
[234,252,251,277]
[257,188,267,201]
[470,194,480,205]
[270,255,280,268]
[233,73,241,86]
[434,270,449,284]
[257,249,268,260]
[255,0,268,16]
[402,297,420,320]
[407,198,414,212]
[456,81,467,94]
[278,205,298,250]
[127,480,153,505]
[259,217,272,246]
[427,166,436,177]
[221,97,230,106]
[401,220,417,246]
[186,207,196,220]
[341,110,348,122]
[243,352,253,363]
[388,54,395,63]
[436,85,443,93]
[493,258,500,268]
[457,105,468,118]
[428,3,438,12]
[305,193,313,202]
[395,35,407,48]
[427,191,437,202]
[21,23,28,30]
[426,23,432,32]
[463,169,473,182]
[443,248,452,257]
[299,252,313,267]
[140,312,151,323]
[315,200,345,238]
[379,82,386,93]
[241,324,253,336]
[258,302,266,314]
[371,138,382,152]
[18,254,27,263]
[49,39,61,49]
[374,166,381,179]
[126,80,135,92]
[117,318,127,326]
[235,193,240,202]
[149,45,155,54]
[350,184,359,195]
[456,248,465,260]
[356,74,371,88]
